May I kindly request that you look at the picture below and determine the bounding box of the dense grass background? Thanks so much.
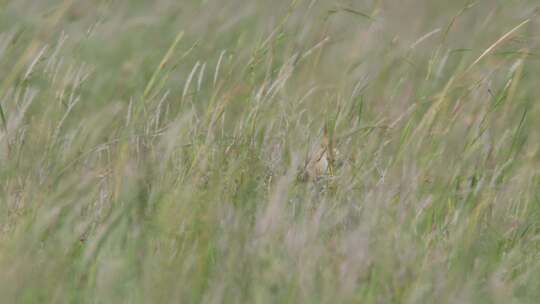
[0,0,539,303]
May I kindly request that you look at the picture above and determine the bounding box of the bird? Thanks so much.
[301,123,387,181]
[303,127,338,181]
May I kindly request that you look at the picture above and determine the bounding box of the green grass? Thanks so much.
[1,0,540,303]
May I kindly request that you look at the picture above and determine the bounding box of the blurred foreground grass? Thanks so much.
[1,0,540,303]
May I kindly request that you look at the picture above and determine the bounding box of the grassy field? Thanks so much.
[1,0,540,303]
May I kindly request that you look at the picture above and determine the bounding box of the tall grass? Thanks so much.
[1,0,539,303]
